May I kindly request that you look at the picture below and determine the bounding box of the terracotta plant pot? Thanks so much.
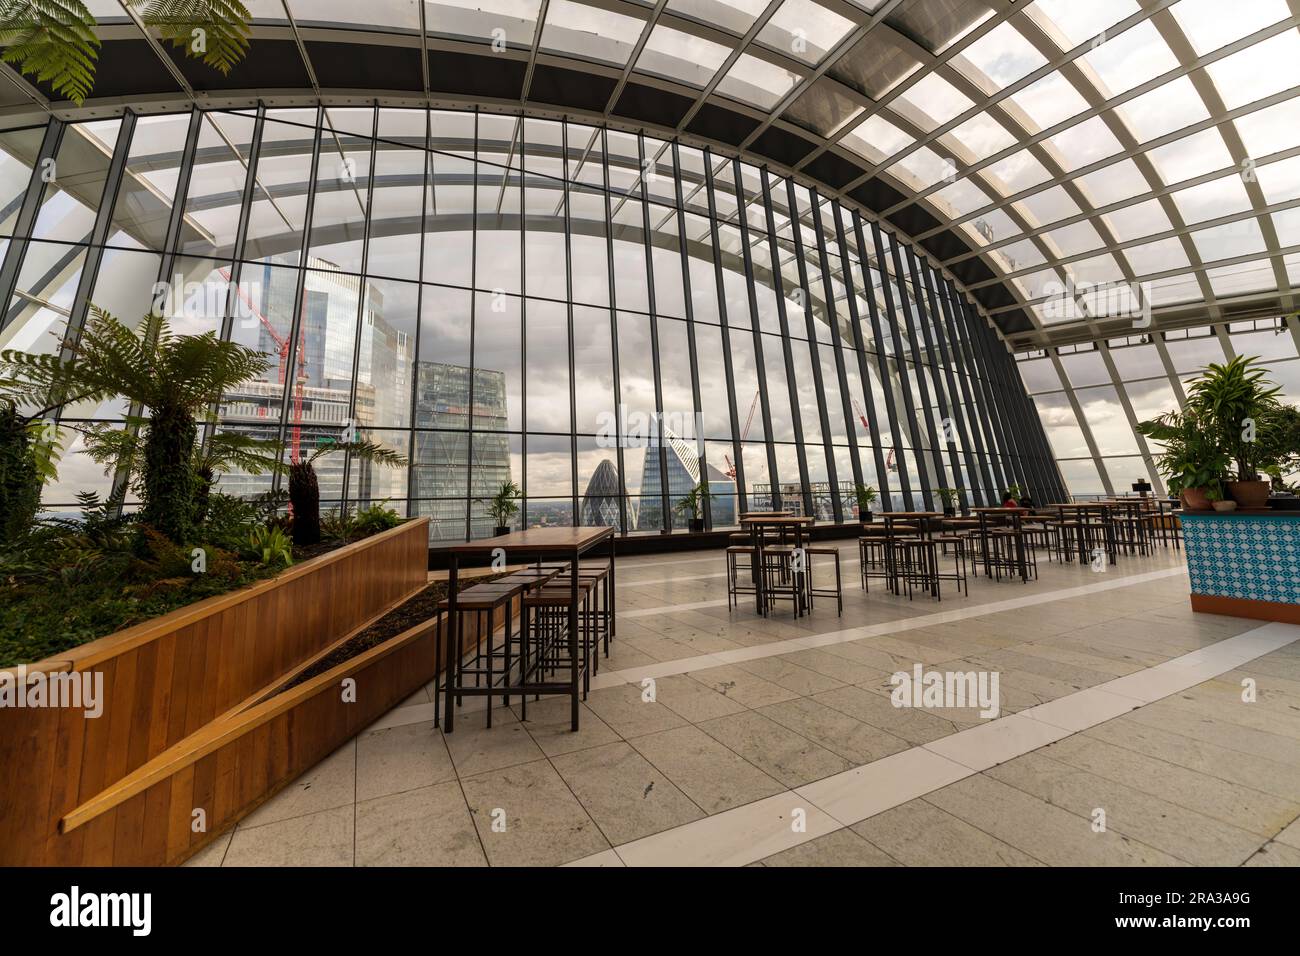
[1225,480,1270,510]
[1181,487,1213,511]
[1212,500,1238,512]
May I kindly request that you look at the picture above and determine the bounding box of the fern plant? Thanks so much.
[0,0,250,105]
[288,439,406,546]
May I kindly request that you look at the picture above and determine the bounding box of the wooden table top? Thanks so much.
[739,511,793,518]
[969,506,1029,513]
[447,526,615,553]
[884,511,942,519]
[1050,502,1113,509]
[740,515,813,526]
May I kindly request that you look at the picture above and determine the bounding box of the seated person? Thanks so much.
[1001,491,1020,508]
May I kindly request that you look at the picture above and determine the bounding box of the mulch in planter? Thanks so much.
[280,573,508,691]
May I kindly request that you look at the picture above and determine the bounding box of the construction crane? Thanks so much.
[219,267,309,462]
[723,390,761,479]
[851,398,869,431]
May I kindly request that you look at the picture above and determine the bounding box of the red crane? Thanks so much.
[723,390,761,479]
[219,267,309,462]
[852,398,869,431]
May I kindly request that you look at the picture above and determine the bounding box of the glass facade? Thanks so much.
[0,106,1059,541]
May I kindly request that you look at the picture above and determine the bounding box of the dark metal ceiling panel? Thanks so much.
[827,28,921,101]
[613,82,694,130]
[306,41,423,92]
[848,178,907,215]
[166,38,312,91]
[40,39,182,101]
[528,64,617,113]
[783,77,862,138]
[749,125,817,168]
[802,150,865,191]
[685,102,760,147]
[428,50,525,99]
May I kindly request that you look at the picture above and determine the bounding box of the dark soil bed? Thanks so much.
[281,573,508,691]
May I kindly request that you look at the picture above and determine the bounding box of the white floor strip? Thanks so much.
[593,566,1188,689]
[566,621,1299,866]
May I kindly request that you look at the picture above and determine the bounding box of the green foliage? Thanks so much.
[353,502,402,536]
[0,0,99,103]
[244,524,293,569]
[673,481,715,521]
[1006,483,1023,500]
[0,0,250,105]
[935,487,963,507]
[1136,407,1230,496]
[1185,355,1283,482]
[289,438,406,546]
[129,0,251,74]
[483,479,521,526]
[853,483,878,509]
[0,308,272,543]
[0,401,40,543]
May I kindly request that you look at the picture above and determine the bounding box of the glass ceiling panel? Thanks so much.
[1145,126,1233,185]
[540,0,645,65]
[1029,0,1139,50]
[1042,219,1104,257]
[287,0,420,29]
[1009,70,1090,131]
[952,21,1048,92]
[1117,76,1210,143]
[1256,155,1300,205]
[1233,96,1300,157]
[424,0,542,46]
[942,112,1017,158]
[1124,236,1191,277]
[1170,174,1255,226]
[718,54,803,109]
[1102,198,1172,243]
[984,150,1053,193]
[841,114,913,164]
[636,24,732,87]
[1073,157,1149,207]
[665,0,767,35]
[1171,0,1289,56]
[1204,30,1300,111]
[1079,20,1179,97]
[1044,116,1124,172]
[1190,219,1268,262]
[829,28,922,100]
[757,0,855,67]
[890,73,975,132]
[1017,184,1081,227]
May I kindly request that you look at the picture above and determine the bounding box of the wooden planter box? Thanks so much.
[0,517,433,866]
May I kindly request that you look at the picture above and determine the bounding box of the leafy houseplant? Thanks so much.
[1006,482,1023,503]
[288,439,406,546]
[1136,408,1228,511]
[853,483,878,523]
[1185,356,1283,509]
[936,487,963,517]
[0,308,271,543]
[674,481,716,533]
[245,524,293,569]
[484,479,521,536]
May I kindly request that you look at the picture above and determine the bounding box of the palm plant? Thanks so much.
[0,307,270,542]
[483,479,521,534]
[288,439,406,546]
[673,480,716,530]
[0,0,251,104]
[1136,407,1229,502]
[853,483,878,522]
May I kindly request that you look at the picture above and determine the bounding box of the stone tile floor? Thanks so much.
[186,542,1300,867]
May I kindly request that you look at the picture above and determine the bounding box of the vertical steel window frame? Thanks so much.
[852,212,910,511]
[670,141,712,528]
[405,108,432,517]
[0,118,66,334]
[932,271,997,503]
[811,192,864,509]
[637,133,671,532]
[732,158,781,510]
[949,283,1009,500]
[913,255,977,509]
[969,306,1037,496]
[1047,347,1114,498]
[831,204,891,508]
[958,300,1018,496]
[868,220,925,509]
[341,105,381,507]
[704,150,748,517]
[782,179,840,521]
[560,122,580,527]
[892,242,948,503]
[600,128,630,534]
[759,169,812,517]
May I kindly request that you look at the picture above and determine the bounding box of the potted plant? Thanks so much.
[674,481,715,533]
[1136,408,1227,511]
[853,483,878,524]
[1185,356,1282,509]
[485,480,521,536]
[936,487,962,517]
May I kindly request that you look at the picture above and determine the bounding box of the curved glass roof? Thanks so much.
[8,0,1300,348]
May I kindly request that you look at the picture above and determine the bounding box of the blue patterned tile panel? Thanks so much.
[1182,514,1300,606]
